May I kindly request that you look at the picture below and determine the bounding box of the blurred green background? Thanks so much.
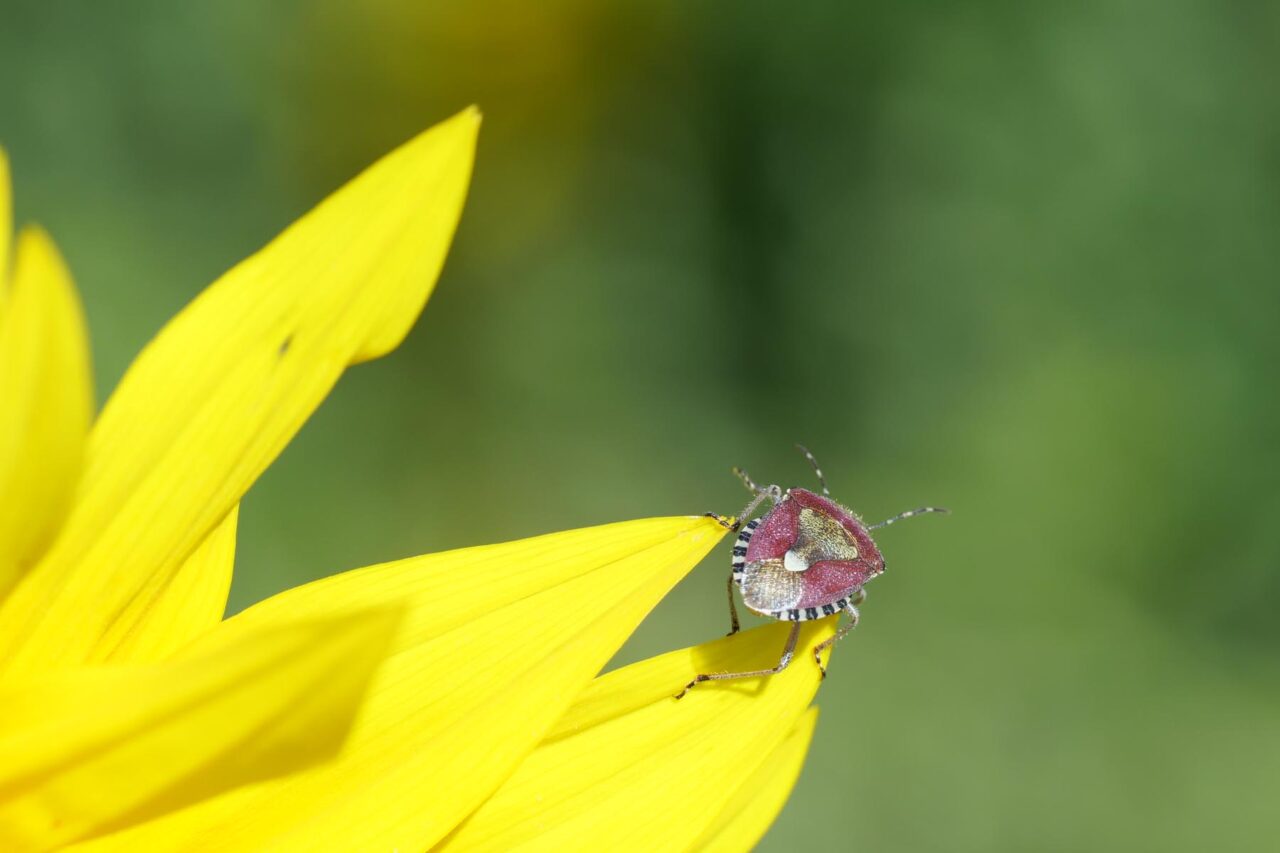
[3,1,1278,849]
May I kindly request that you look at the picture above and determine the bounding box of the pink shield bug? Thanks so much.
[677,445,947,698]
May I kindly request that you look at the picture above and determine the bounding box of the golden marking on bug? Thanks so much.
[789,507,859,569]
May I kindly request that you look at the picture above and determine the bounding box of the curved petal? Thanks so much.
[692,707,819,852]
[0,108,479,675]
[0,605,403,851]
[77,516,727,851]
[437,620,835,851]
[0,225,93,601]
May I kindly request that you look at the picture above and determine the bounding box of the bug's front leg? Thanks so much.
[702,483,781,534]
[702,511,738,531]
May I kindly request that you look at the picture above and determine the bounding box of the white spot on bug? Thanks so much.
[783,549,808,572]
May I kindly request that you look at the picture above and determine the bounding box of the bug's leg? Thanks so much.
[703,512,736,530]
[868,506,950,530]
[811,604,860,678]
[733,489,772,528]
[675,622,801,699]
[794,444,830,496]
[725,572,741,635]
[706,485,779,533]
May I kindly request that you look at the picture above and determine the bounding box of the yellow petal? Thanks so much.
[438,620,835,852]
[78,516,726,852]
[105,505,239,664]
[0,605,403,851]
[692,707,819,853]
[0,226,93,600]
[0,108,479,674]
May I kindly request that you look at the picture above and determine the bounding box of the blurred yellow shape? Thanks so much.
[0,606,402,851]
[438,621,832,851]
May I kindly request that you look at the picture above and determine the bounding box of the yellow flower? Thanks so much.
[1,107,827,851]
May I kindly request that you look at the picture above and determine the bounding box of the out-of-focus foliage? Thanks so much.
[2,1,1277,849]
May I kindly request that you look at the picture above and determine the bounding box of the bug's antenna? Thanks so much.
[794,444,829,496]
[732,466,760,494]
[868,506,950,530]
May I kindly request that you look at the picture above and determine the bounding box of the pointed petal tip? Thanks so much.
[685,513,735,539]
[15,223,62,259]
[414,106,479,157]
[435,105,482,142]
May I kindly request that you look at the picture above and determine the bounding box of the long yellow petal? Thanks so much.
[0,108,479,674]
[692,707,819,853]
[0,226,93,600]
[438,620,835,852]
[78,516,726,852]
[0,605,403,851]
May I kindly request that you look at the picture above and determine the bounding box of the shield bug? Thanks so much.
[676,445,946,698]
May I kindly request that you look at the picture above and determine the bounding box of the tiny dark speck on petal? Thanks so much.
[278,335,293,357]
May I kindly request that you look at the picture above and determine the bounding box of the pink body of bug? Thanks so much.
[734,487,882,623]
[676,445,946,699]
